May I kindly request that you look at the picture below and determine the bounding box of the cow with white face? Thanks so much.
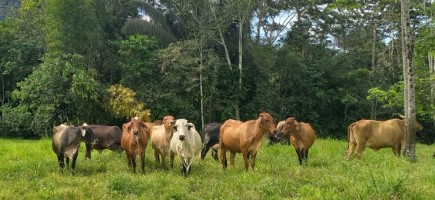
[169,119,202,176]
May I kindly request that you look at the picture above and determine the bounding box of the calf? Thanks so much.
[200,123,221,161]
[52,123,98,174]
[121,117,149,173]
[170,119,202,175]
[220,112,276,171]
[85,125,122,159]
[150,115,175,169]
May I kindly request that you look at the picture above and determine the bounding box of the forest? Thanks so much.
[0,0,434,143]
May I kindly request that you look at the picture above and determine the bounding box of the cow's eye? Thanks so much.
[188,125,192,130]
[173,126,177,131]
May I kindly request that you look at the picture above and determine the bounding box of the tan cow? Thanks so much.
[219,112,276,171]
[346,118,423,159]
[150,115,175,169]
[121,117,149,173]
[276,117,316,165]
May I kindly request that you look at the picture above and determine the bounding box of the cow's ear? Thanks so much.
[187,123,194,130]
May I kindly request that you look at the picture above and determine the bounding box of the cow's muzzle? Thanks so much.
[179,135,185,141]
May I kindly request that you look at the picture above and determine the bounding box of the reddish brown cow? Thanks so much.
[150,115,175,169]
[219,112,276,171]
[276,117,316,165]
[121,117,149,173]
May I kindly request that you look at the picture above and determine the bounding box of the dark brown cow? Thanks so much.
[347,117,423,159]
[121,117,149,173]
[276,117,316,165]
[52,123,98,174]
[219,112,276,171]
[85,125,122,159]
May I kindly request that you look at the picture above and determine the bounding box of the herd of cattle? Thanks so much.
[51,112,424,175]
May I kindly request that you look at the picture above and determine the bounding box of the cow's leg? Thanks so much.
[304,149,309,165]
[356,144,364,159]
[154,149,160,167]
[220,146,227,170]
[393,144,401,156]
[296,149,303,165]
[130,154,137,173]
[241,149,249,171]
[230,152,236,166]
[170,152,175,168]
[125,152,132,168]
[346,142,356,158]
[71,152,79,175]
[161,153,167,170]
[250,152,257,170]
[57,154,65,172]
[140,152,145,174]
[85,143,92,159]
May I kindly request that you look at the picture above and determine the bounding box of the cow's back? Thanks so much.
[52,124,69,154]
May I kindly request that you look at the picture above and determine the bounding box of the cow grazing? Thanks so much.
[276,117,316,165]
[219,112,276,171]
[85,125,122,159]
[346,117,423,159]
[150,115,175,169]
[200,123,221,161]
[169,119,202,175]
[121,117,149,173]
[52,123,98,174]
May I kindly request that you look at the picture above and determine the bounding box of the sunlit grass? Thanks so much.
[0,138,433,199]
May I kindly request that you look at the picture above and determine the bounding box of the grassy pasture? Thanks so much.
[0,138,434,200]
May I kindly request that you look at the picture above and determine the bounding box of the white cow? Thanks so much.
[169,119,202,175]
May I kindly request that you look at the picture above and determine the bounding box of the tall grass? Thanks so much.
[0,138,434,199]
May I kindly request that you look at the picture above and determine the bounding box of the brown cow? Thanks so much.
[219,112,276,171]
[276,117,316,165]
[150,115,175,169]
[121,117,149,173]
[346,118,423,159]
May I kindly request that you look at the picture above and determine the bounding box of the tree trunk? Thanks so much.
[429,52,435,128]
[199,45,205,130]
[401,0,417,161]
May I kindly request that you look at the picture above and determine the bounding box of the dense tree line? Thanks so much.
[0,0,433,143]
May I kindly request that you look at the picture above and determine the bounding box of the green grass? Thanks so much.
[0,138,434,199]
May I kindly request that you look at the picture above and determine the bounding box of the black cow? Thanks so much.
[85,125,122,159]
[200,123,221,161]
[52,123,98,174]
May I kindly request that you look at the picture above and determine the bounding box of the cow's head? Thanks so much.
[268,120,288,143]
[173,119,194,141]
[81,123,98,145]
[129,117,146,139]
[258,112,276,135]
[163,115,175,130]
[276,117,298,138]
